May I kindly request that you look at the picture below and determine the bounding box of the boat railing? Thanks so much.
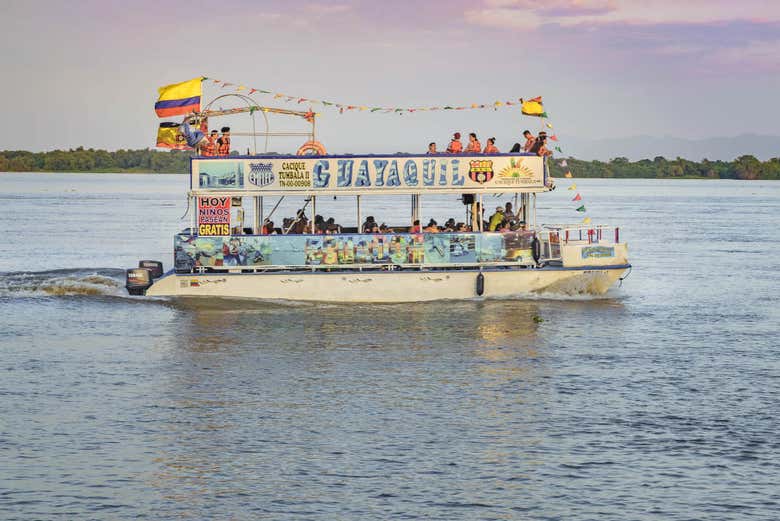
[536,224,623,262]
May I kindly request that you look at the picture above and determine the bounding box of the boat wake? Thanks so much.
[0,268,128,298]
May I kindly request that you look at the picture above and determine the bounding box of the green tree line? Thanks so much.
[549,155,780,180]
[1,148,779,179]
[0,148,194,173]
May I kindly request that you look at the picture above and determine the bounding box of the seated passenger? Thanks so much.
[325,217,341,234]
[483,137,499,154]
[362,215,376,233]
[443,218,456,232]
[456,222,469,232]
[509,130,534,153]
[446,132,463,154]
[409,219,421,233]
[465,133,482,154]
[424,219,440,233]
[427,142,438,154]
[488,207,505,231]
[261,219,276,234]
[530,133,553,157]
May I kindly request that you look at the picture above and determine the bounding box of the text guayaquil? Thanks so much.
[311,158,465,188]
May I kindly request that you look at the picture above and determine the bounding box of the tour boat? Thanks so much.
[127,99,630,302]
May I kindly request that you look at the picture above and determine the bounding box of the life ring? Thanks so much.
[531,237,541,264]
[296,140,327,156]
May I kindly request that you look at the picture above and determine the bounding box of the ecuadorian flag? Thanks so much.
[155,77,202,117]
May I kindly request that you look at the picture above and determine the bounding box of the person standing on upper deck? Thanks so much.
[465,133,482,154]
[483,137,499,154]
[217,127,231,156]
[522,130,537,152]
[200,130,218,156]
[446,132,463,153]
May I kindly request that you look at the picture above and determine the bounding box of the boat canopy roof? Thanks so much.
[190,153,550,196]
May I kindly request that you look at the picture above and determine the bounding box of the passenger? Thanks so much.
[509,130,534,153]
[488,207,505,231]
[446,132,463,154]
[427,142,438,154]
[443,218,456,232]
[531,132,553,157]
[261,219,276,235]
[200,130,218,156]
[409,219,421,233]
[483,137,499,154]
[326,217,341,234]
[217,126,231,156]
[504,202,516,223]
[465,133,482,154]
[424,219,439,233]
[523,130,536,152]
[456,222,469,232]
[362,215,376,233]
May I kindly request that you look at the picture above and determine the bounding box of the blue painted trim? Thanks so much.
[169,264,632,278]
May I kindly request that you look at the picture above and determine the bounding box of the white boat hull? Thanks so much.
[145,265,629,302]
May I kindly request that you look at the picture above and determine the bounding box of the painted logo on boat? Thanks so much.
[495,157,536,185]
[468,160,494,184]
[248,162,275,187]
[581,246,615,259]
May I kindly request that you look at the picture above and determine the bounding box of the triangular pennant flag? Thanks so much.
[559,160,568,167]
[549,135,558,141]
[576,205,586,212]
[248,88,257,94]
[236,85,247,91]
[564,171,573,178]
[546,123,553,129]
[568,184,577,190]
[582,217,591,224]
[572,193,582,201]
[554,146,562,152]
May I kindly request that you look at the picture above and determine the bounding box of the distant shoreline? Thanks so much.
[1,148,777,180]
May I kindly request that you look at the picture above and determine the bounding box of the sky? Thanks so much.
[1,0,779,156]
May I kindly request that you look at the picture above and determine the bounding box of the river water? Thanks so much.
[1,173,778,520]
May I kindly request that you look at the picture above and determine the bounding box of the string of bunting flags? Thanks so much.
[535,118,591,225]
[198,76,547,117]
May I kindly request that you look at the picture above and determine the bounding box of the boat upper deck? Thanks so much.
[190,152,550,196]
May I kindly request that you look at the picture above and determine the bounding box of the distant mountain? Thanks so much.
[561,134,780,162]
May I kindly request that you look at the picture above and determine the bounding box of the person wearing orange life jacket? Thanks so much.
[217,126,231,156]
[483,137,499,154]
[465,132,482,154]
[446,132,463,153]
[200,130,218,156]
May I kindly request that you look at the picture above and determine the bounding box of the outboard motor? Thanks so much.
[126,268,153,296]
[138,260,163,278]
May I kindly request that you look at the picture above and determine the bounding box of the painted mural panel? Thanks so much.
[174,231,536,271]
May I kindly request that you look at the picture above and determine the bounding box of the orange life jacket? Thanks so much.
[483,144,499,154]
[200,136,217,156]
[217,136,231,156]
[446,139,462,153]
[465,140,481,153]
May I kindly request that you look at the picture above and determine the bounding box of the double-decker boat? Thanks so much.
[127,99,630,302]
